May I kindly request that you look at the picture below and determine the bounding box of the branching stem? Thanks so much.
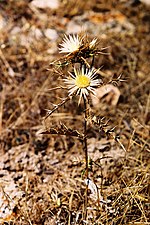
[45,95,71,119]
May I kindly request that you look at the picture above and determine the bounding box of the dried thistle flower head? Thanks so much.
[59,34,83,54]
[55,34,99,67]
[64,66,101,104]
[59,34,97,55]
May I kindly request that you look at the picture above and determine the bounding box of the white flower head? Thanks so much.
[59,34,82,54]
[64,66,101,104]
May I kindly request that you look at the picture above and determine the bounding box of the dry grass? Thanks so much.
[0,0,149,224]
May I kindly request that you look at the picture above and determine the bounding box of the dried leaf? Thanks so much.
[41,124,83,138]
[92,84,120,107]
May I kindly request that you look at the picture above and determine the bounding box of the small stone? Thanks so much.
[66,20,84,34]
[44,29,58,41]
[10,26,21,35]
[30,26,43,39]
[30,0,59,9]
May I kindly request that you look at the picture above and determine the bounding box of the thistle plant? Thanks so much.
[44,34,111,221]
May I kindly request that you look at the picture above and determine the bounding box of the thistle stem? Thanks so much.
[83,97,89,220]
